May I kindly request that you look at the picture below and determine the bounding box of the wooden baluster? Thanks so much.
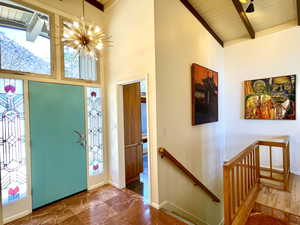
[249,151,252,188]
[269,146,273,179]
[283,143,288,191]
[246,154,250,194]
[224,166,231,225]
[255,145,260,184]
[231,167,235,215]
[236,163,240,207]
[252,150,255,187]
[242,159,246,201]
[249,150,253,189]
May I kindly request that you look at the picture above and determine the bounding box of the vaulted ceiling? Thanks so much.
[185,0,298,45]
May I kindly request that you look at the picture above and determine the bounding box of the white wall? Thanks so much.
[154,0,225,224]
[104,0,160,205]
[224,27,300,175]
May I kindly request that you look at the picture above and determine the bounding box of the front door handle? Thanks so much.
[74,130,86,147]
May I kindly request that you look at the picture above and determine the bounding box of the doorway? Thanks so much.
[0,78,105,223]
[29,82,87,209]
[123,80,149,201]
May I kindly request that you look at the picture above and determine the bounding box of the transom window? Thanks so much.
[63,20,98,82]
[0,0,52,75]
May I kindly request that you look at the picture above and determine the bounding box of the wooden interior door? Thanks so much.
[123,82,143,184]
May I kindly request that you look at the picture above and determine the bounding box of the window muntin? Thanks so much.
[0,0,52,75]
[63,20,98,82]
[86,87,103,176]
[0,78,27,205]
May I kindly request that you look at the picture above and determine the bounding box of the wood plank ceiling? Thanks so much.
[186,0,298,45]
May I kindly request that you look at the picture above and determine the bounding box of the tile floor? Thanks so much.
[7,185,186,225]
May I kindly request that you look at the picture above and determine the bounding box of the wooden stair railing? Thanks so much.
[224,142,260,225]
[158,147,220,203]
[223,137,290,225]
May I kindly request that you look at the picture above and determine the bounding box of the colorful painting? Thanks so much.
[245,75,296,120]
[191,63,218,125]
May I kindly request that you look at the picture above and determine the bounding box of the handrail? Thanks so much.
[158,147,220,203]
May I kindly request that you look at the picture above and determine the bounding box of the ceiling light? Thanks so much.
[246,0,255,13]
[239,0,248,3]
[62,0,111,59]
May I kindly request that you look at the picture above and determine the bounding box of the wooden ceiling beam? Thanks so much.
[232,0,255,39]
[180,0,224,47]
[297,0,300,25]
[85,0,104,12]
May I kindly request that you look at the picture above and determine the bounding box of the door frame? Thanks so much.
[0,75,107,223]
[116,76,152,202]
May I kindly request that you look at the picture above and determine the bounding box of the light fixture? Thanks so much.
[246,0,255,13]
[239,0,248,3]
[62,0,110,59]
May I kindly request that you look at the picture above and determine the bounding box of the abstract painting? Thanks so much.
[245,75,296,120]
[191,63,218,125]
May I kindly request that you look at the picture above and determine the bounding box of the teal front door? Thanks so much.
[29,81,87,209]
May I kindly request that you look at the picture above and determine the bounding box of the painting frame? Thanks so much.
[191,63,219,126]
[244,75,296,120]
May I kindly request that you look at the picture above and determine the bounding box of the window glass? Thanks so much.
[86,87,103,176]
[0,0,52,75]
[0,79,27,205]
[63,21,98,81]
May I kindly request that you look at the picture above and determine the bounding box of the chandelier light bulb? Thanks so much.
[96,42,104,50]
[95,26,101,33]
[73,21,80,28]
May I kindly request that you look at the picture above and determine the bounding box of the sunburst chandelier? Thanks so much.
[62,0,110,59]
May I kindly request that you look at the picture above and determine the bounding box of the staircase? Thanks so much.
[223,137,300,225]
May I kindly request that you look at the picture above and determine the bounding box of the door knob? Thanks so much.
[73,130,86,147]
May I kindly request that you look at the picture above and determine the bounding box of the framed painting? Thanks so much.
[191,63,218,125]
[244,75,296,120]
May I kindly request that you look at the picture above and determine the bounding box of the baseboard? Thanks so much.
[291,170,300,176]
[218,218,224,225]
[4,210,31,224]
[108,180,125,189]
[159,201,210,225]
[88,181,108,191]
[151,202,160,209]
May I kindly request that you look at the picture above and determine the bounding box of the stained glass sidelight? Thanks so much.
[86,87,103,176]
[0,79,27,205]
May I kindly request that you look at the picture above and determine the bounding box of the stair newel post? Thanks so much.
[224,165,231,225]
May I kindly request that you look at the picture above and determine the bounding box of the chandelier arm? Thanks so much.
[82,0,85,18]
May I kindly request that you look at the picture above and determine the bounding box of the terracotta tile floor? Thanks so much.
[7,185,186,225]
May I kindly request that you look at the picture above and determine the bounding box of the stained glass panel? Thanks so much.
[86,87,103,176]
[0,79,27,205]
